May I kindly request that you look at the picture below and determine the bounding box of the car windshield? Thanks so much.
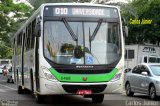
[44,20,121,65]
[149,65,160,76]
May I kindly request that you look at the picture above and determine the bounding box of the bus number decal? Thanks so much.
[61,76,71,81]
[55,8,68,15]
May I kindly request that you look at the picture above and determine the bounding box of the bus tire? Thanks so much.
[11,79,14,83]
[7,79,10,83]
[92,94,104,103]
[18,85,24,94]
[35,94,45,104]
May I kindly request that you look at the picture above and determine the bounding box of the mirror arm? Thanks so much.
[35,22,41,37]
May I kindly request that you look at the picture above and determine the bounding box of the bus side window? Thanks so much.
[16,32,22,55]
[25,23,32,51]
[25,27,28,51]
[31,19,36,48]
[28,23,32,50]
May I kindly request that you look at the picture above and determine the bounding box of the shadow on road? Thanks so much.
[17,95,106,106]
[131,94,160,101]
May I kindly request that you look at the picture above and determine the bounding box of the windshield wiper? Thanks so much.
[89,27,92,52]
[62,18,78,41]
[90,19,103,41]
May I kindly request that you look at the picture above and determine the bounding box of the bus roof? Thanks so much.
[13,3,120,39]
[39,3,119,9]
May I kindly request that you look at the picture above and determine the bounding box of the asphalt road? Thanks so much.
[0,74,160,106]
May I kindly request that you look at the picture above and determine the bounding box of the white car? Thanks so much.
[125,63,160,100]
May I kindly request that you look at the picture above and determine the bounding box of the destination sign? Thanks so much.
[43,6,119,18]
[55,8,105,16]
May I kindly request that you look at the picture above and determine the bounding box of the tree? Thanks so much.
[0,0,33,58]
[30,0,92,9]
[122,0,160,45]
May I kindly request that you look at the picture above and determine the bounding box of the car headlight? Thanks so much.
[42,67,57,81]
[111,73,121,82]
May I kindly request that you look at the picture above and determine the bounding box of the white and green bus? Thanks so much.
[12,3,127,103]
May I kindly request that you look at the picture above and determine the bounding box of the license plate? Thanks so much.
[77,90,92,95]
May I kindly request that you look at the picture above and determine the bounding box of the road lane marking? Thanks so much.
[0,84,16,90]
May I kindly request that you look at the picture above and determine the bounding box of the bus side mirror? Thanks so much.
[122,17,128,37]
[123,26,128,37]
[35,23,41,37]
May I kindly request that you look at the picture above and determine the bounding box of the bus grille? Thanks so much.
[55,68,113,74]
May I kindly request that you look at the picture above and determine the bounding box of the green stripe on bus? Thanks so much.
[49,68,118,83]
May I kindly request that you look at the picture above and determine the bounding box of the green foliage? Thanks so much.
[0,41,12,59]
[32,0,92,9]
[0,0,33,59]
[122,0,160,45]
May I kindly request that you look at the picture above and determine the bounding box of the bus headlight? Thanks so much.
[111,73,121,82]
[42,67,57,81]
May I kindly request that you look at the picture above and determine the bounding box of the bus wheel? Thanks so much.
[18,86,24,94]
[7,79,10,83]
[11,79,14,83]
[35,94,45,104]
[92,94,104,103]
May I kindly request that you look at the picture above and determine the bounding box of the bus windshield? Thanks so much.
[44,20,121,65]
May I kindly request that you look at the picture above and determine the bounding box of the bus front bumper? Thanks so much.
[39,77,123,95]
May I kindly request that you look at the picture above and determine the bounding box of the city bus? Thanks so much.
[12,3,127,103]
